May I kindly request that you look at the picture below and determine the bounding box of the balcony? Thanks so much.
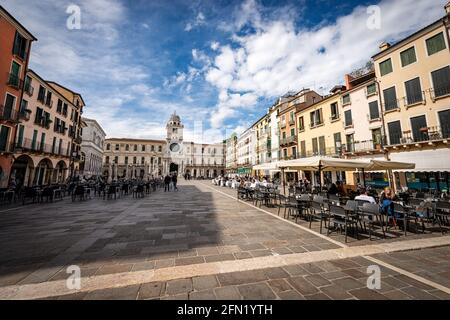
[24,83,34,96]
[6,73,23,89]
[0,105,19,123]
[18,109,32,121]
[431,85,450,101]
[14,138,69,157]
[383,100,400,114]
[289,119,295,126]
[342,138,386,154]
[403,92,426,108]
[385,125,450,147]
[280,121,286,129]
[280,135,297,146]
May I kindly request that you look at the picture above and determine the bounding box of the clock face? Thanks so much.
[170,143,180,153]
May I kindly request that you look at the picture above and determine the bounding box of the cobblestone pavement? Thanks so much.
[0,180,449,300]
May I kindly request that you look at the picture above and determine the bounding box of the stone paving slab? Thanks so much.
[44,253,448,300]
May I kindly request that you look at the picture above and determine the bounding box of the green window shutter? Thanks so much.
[431,66,450,98]
[400,47,417,67]
[369,101,380,120]
[367,83,376,95]
[0,126,10,152]
[31,130,37,150]
[344,110,353,126]
[379,59,393,76]
[17,125,24,146]
[426,33,446,56]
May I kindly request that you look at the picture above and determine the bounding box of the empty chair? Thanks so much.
[360,203,385,240]
[308,201,328,233]
[327,204,358,242]
[391,202,418,236]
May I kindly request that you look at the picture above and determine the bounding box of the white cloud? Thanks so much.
[204,0,447,128]
[184,11,206,32]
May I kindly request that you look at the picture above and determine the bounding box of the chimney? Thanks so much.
[379,42,391,51]
[345,74,354,90]
[446,1,450,14]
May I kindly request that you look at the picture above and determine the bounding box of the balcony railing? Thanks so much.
[342,138,386,154]
[431,85,450,100]
[7,73,23,89]
[14,138,69,157]
[24,83,34,96]
[18,109,31,121]
[0,105,19,122]
[386,125,450,146]
[403,92,426,107]
[280,135,297,146]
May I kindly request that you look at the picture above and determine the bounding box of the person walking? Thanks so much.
[164,174,171,192]
[172,174,178,191]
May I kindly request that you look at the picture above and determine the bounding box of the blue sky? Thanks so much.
[1,0,447,142]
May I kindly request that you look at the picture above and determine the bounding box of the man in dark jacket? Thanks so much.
[172,174,178,191]
[164,175,171,192]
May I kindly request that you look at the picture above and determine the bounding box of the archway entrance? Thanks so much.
[170,163,179,174]
[55,161,68,183]
[34,159,53,186]
[11,155,34,188]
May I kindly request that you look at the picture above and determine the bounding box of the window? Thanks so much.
[379,58,393,76]
[38,86,46,103]
[400,47,417,67]
[344,110,353,127]
[31,130,37,150]
[410,115,428,142]
[35,107,44,125]
[17,125,24,147]
[142,145,146,152]
[63,103,68,116]
[300,141,306,158]
[52,137,56,154]
[151,145,155,152]
[57,99,63,113]
[330,102,339,120]
[8,61,21,87]
[368,101,380,120]
[334,133,342,153]
[342,94,351,105]
[12,31,28,59]
[290,128,296,137]
[438,110,450,139]
[388,121,402,145]
[289,111,295,123]
[405,77,423,105]
[114,156,118,164]
[0,126,10,152]
[318,136,326,155]
[106,143,110,151]
[45,92,52,107]
[134,145,138,151]
[125,144,129,151]
[426,32,446,56]
[141,157,145,164]
[283,149,288,159]
[366,83,377,96]
[310,109,323,127]
[106,156,110,164]
[346,134,354,152]
[431,66,450,98]
[4,94,16,119]
[312,138,318,155]
[115,144,119,151]
[298,116,305,131]
[159,146,162,152]
[24,76,32,94]
[383,86,398,111]
[125,157,129,164]
[40,132,46,151]
[133,157,137,164]
[292,147,297,158]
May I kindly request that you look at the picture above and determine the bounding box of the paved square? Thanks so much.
[0,180,449,300]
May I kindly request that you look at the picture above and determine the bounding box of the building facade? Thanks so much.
[373,4,450,190]
[254,114,271,166]
[9,70,81,187]
[225,133,238,176]
[0,5,36,187]
[237,128,255,176]
[103,113,226,180]
[80,118,106,178]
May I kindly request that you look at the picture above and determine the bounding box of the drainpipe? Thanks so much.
[375,79,389,161]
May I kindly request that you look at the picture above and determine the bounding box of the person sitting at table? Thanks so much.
[328,183,338,195]
[380,187,398,217]
[355,188,376,204]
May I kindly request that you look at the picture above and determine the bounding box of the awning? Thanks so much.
[278,156,372,171]
[253,162,280,171]
[278,156,415,172]
[389,149,450,172]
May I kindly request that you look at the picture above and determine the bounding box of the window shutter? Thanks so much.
[426,33,446,55]
[400,47,416,67]
[405,78,422,104]
[383,87,397,110]
[369,101,380,120]
[431,66,450,97]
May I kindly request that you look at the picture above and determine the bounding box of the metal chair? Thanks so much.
[360,203,386,240]
[308,201,328,233]
[327,204,358,242]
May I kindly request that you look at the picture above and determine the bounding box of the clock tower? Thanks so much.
[166,112,185,175]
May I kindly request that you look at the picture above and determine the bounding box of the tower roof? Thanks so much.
[169,111,181,123]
